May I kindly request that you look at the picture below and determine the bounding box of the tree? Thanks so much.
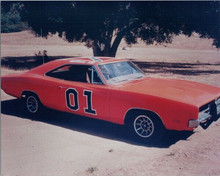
[1,2,28,33]
[20,1,220,57]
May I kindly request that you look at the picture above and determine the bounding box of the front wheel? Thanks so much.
[127,113,164,143]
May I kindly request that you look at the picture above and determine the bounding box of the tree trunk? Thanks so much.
[92,39,123,57]
[110,32,124,57]
[93,46,118,57]
[93,45,116,57]
[92,45,103,56]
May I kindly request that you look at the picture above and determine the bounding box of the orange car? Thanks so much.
[2,57,220,142]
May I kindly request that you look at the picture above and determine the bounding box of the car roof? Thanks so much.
[28,57,128,75]
[54,57,126,65]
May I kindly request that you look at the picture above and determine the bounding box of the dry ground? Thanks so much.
[1,31,220,176]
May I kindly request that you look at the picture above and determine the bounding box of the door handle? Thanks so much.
[58,86,67,89]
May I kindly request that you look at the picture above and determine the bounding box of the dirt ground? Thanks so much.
[1,31,220,176]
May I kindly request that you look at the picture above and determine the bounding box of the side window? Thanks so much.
[52,65,71,73]
[46,64,103,85]
[46,65,89,83]
[88,67,103,85]
[46,65,72,80]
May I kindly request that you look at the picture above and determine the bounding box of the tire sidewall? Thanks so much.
[127,112,163,143]
[25,94,41,114]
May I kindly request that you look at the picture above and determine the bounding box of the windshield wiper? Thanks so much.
[114,79,129,83]
[135,75,144,79]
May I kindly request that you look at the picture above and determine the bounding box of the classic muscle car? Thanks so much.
[2,57,220,142]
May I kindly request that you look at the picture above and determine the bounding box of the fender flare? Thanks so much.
[124,108,166,128]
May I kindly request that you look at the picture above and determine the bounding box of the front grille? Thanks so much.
[199,100,218,123]
[199,103,210,112]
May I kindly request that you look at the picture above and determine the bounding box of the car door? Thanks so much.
[58,65,110,120]
[39,76,64,111]
[42,65,72,111]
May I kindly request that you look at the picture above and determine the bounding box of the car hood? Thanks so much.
[114,77,220,107]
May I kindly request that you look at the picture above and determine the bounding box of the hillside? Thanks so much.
[1,31,220,87]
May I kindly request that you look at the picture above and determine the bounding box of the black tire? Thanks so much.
[24,93,42,115]
[126,112,164,143]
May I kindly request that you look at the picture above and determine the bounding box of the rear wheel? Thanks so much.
[24,93,42,114]
[127,112,164,143]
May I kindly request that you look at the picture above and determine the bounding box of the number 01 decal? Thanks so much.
[65,88,79,111]
[83,90,97,115]
[65,88,97,115]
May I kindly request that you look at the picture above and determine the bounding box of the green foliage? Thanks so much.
[1,2,28,33]
[20,2,220,56]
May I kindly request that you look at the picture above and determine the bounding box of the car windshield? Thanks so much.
[98,61,145,85]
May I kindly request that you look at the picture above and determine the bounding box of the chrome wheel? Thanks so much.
[133,115,154,138]
[26,96,39,113]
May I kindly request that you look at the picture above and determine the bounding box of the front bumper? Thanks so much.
[188,97,220,129]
